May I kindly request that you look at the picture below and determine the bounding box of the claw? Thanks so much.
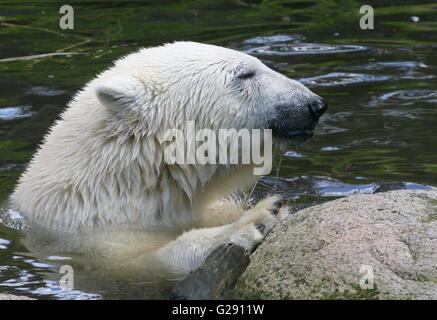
[255,223,265,233]
[270,208,279,215]
[273,198,290,209]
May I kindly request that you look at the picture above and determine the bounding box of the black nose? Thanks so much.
[308,99,328,120]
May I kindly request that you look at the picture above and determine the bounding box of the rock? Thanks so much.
[0,293,35,300]
[236,189,437,300]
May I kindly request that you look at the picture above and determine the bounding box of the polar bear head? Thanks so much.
[94,42,326,151]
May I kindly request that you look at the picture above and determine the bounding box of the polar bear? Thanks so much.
[12,42,326,275]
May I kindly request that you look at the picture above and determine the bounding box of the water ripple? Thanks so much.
[243,34,300,44]
[299,72,389,87]
[379,90,437,104]
[343,61,428,71]
[340,61,434,81]
[245,43,367,56]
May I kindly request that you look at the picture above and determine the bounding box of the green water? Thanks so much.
[0,0,436,299]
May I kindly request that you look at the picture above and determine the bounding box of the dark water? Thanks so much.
[0,0,436,299]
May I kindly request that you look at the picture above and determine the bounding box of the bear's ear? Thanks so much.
[95,77,141,112]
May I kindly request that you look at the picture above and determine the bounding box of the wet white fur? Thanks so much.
[12,42,311,274]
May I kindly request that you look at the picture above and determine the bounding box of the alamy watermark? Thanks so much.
[59,5,74,30]
[359,5,374,30]
[162,121,273,175]
[59,265,74,290]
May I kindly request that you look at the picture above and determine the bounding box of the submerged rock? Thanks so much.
[236,189,437,300]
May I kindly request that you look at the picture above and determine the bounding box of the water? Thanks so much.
[0,0,436,299]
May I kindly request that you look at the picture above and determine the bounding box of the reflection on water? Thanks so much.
[254,175,431,204]
[0,0,437,300]
[27,87,65,97]
[0,106,33,120]
[0,263,102,300]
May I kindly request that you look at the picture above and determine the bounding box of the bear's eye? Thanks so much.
[236,71,255,80]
